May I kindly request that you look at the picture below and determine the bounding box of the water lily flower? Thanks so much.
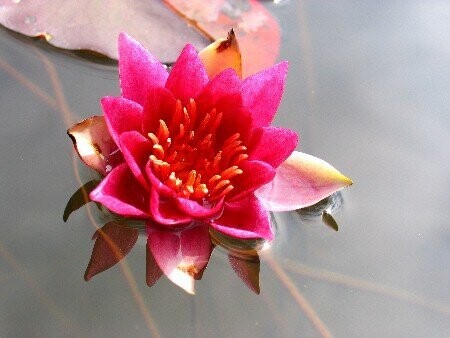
[68,31,352,293]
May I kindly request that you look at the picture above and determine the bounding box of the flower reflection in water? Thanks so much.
[65,30,352,294]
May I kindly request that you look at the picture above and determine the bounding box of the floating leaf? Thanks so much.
[0,0,209,62]
[84,221,139,281]
[63,180,100,222]
[165,0,281,77]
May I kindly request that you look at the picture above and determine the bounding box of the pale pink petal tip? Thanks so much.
[67,116,116,176]
[255,151,353,212]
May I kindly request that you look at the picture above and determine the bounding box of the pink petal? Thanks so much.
[242,62,288,128]
[165,44,208,104]
[119,131,153,189]
[229,160,275,201]
[101,96,143,147]
[118,32,168,106]
[248,126,298,168]
[90,163,150,218]
[67,116,118,176]
[254,151,353,211]
[84,221,139,281]
[149,189,192,226]
[211,195,273,240]
[147,224,212,294]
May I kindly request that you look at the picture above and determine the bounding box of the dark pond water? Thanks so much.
[1,1,449,337]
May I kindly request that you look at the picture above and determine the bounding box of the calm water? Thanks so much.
[1,1,449,337]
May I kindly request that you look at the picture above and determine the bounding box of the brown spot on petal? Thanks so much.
[177,264,199,277]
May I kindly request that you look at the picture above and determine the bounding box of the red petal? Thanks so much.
[84,221,139,281]
[255,151,353,211]
[211,195,273,240]
[90,163,150,218]
[165,44,208,104]
[118,32,169,106]
[67,116,118,175]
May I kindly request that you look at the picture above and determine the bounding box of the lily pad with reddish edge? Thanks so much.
[0,0,209,62]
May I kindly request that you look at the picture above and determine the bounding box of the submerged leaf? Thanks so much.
[84,221,139,281]
[165,0,281,77]
[0,1,208,62]
[322,211,339,231]
[63,180,100,222]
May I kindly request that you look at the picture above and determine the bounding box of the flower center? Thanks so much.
[147,99,247,203]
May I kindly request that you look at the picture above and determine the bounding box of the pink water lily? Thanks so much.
[68,31,352,293]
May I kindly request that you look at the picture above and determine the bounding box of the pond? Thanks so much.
[1,1,449,337]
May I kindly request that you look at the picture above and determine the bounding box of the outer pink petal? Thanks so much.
[149,189,192,226]
[229,160,275,201]
[242,62,288,128]
[165,44,209,104]
[254,151,353,211]
[248,126,298,168]
[119,131,153,189]
[118,32,168,106]
[147,224,212,294]
[67,116,118,175]
[90,163,150,218]
[101,96,143,147]
[211,195,273,240]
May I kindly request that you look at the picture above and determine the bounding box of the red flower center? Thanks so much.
[148,99,247,203]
